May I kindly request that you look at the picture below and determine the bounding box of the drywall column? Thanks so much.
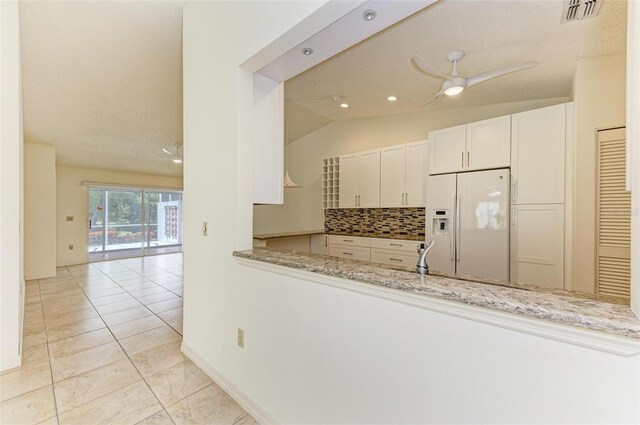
[0,0,25,371]
[572,53,626,294]
[24,143,57,279]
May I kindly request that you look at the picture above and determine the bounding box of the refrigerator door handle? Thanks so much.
[450,194,456,261]
[456,193,461,262]
[512,182,516,202]
[512,207,517,226]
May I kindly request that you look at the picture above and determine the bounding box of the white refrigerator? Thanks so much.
[426,168,510,281]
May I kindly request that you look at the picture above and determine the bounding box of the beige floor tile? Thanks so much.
[137,291,180,305]
[150,276,182,286]
[90,291,134,306]
[109,272,144,282]
[128,286,167,298]
[58,380,162,425]
[50,341,126,382]
[45,316,106,343]
[135,409,174,425]
[23,318,46,334]
[146,359,212,408]
[109,315,166,340]
[40,287,84,302]
[36,416,59,425]
[23,328,47,349]
[0,385,57,425]
[0,361,52,402]
[84,287,127,300]
[169,319,183,335]
[118,325,182,357]
[25,302,44,314]
[170,288,183,297]
[95,298,143,316]
[54,358,141,414]
[161,282,183,291]
[166,384,247,425]
[76,277,114,287]
[42,297,93,317]
[102,305,153,326]
[39,282,78,295]
[158,308,182,323]
[146,298,183,314]
[48,328,114,360]
[129,341,186,378]
[44,306,99,329]
[120,280,159,291]
[20,343,49,367]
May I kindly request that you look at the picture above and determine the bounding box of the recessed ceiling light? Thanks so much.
[302,47,314,56]
[362,9,377,21]
[339,103,349,108]
[387,96,398,101]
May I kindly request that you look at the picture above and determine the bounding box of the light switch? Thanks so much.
[237,328,244,348]
[202,221,208,236]
[66,216,74,222]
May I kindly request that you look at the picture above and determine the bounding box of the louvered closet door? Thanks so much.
[596,128,631,300]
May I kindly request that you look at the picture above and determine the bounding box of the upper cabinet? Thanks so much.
[338,149,380,208]
[380,140,428,207]
[428,116,511,175]
[428,125,466,175]
[511,104,566,204]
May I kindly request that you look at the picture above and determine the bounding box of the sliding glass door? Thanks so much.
[88,187,182,261]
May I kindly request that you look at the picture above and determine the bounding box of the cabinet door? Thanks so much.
[511,104,566,204]
[510,204,564,289]
[310,235,329,255]
[339,153,358,208]
[465,115,511,171]
[428,125,466,175]
[380,144,406,207]
[405,140,428,207]
[357,149,381,207]
[328,245,371,261]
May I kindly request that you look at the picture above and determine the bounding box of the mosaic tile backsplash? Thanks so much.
[324,208,426,240]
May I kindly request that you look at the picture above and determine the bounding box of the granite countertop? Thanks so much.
[252,230,325,240]
[233,248,640,340]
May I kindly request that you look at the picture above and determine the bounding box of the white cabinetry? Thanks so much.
[510,204,564,289]
[339,150,380,208]
[380,140,428,207]
[328,235,371,261]
[310,234,329,255]
[327,236,419,266]
[511,104,566,204]
[465,115,511,171]
[428,125,466,175]
[428,116,511,175]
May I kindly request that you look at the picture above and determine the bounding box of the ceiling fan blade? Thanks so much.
[466,61,538,87]
[421,89,445,106]
[412,54,448,79]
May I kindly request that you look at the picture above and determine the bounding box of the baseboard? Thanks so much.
[181,342,278,425]
[0,354,22,373]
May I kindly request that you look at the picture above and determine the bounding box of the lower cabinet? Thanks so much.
[310,234,329,255]
[327,235,420,266]
[510,204,564,289]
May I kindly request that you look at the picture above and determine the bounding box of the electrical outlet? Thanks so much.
[237,328,244,348]
[202,221,208,236]
[68,244,74,250]
[66,216,74,222]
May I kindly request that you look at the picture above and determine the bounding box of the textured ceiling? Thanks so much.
[20,1,184,177]
[285,0,627,140]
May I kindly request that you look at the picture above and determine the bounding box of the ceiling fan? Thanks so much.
[412,50,538,105]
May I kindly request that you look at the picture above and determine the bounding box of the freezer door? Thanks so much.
[426,173,457,274]
[456,169,510,281]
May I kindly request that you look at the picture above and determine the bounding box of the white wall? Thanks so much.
[572,53,626,294]
[254,97,568,235]
[24,142,56,279]
[56,165,182,266]
[183,3,640,424]
[0,0,25,371]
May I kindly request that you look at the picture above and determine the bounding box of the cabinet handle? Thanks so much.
[401,193,405,205]
[342,252,353,256]
[512,208,516,226]
[325,236,328,248]
[358,195,361,206]
[512,183,516,202]
[390,243,403,247]
[467,151,470,167]
[342,239,354,243]
[461,152,464,168]
[389,258,402,262]
[406,192,409,205]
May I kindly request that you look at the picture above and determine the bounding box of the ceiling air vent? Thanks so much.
[561,0,602,23]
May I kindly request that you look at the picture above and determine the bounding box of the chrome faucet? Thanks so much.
[416,240,435,275]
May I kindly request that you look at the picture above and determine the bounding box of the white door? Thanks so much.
[428,125,466,175]
[457,169,510,281]
[510,204,564,288]
[339,153,358,208]
[426,173,457,274]
[465,115,511,172]
[380,144,406,207]
[511,104,566,204]
[405,140,428,207]
[357,149,380,207]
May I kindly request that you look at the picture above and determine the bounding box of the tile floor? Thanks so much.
[0,253,256,425]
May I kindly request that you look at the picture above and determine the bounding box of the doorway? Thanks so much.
[88,187,183,261]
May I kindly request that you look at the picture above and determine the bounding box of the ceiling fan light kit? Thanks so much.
[412,50,538,104]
